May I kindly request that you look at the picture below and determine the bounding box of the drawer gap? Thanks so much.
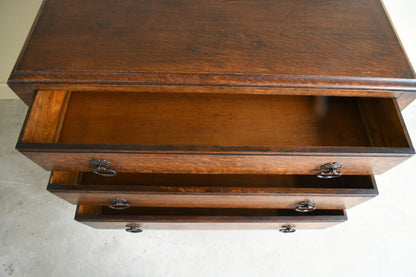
[50,172,376,189]
[99,206,346,217]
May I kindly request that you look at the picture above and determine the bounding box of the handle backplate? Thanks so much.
[279,225,296,233]
[317,162,342,179]
[125,224,143,233]
[90,159,117,176]
[108,198,130,210]
[295,201,316,212]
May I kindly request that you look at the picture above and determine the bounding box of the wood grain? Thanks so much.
[8,0,416,103]
[19,151,412,175]
[9,83,406,106]
[358,98,412,148]
[17,91,414,174]
[75,204,347,230]
[58,92,372,147]
[22,91,412,149]
[7,0,415,231]
[20,91,70,143]
[48,172,378,209]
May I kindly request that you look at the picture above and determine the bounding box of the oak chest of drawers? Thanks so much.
[8,0,416,232]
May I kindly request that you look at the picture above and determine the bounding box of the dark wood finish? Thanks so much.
[18,152,413,175]
[358,98,412,147]
[7,0,416,231]
[75,204,347,230]
[48,171,378,209]
[17,91,414,174]
[8,82,405,106]
[8,0,416,105]
[9,82,413,110]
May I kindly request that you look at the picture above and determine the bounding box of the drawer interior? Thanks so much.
[21,91,411,150]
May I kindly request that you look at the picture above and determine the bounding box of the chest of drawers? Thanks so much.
[8,0,416,232]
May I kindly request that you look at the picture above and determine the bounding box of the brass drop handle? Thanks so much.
[108,198,130,210]
[317,162,342,179]
[279,225,296,233]
[295,201,316,212]
[89,159,117,176]
[125,224,143,233]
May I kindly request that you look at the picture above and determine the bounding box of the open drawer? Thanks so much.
[75,204,347,231]
[48,171,378,210]
[18,90,414,175]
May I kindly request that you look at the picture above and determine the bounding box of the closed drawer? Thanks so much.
[18,90,413,175]
[75,205,347,231]
[48,171,378,210]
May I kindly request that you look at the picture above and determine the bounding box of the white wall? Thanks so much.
[0,0,43,99]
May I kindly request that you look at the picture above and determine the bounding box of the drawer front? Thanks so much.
[48,172,378,210]
[25,152,411,175]
[75,205,347,231]
[17,91,414,175]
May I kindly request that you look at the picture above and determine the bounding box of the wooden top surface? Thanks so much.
[8,0,416,91]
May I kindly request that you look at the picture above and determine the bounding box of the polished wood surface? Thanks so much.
[59,92,371,146]
[48,172,377,209]
[75,204,347,230]
[19,151,412,175]
[8,0,416,231]
[8,0,416,105]
[17,91,414,174]
[21,91,413,148]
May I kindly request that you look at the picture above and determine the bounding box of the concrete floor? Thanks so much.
[1,99,416,277]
